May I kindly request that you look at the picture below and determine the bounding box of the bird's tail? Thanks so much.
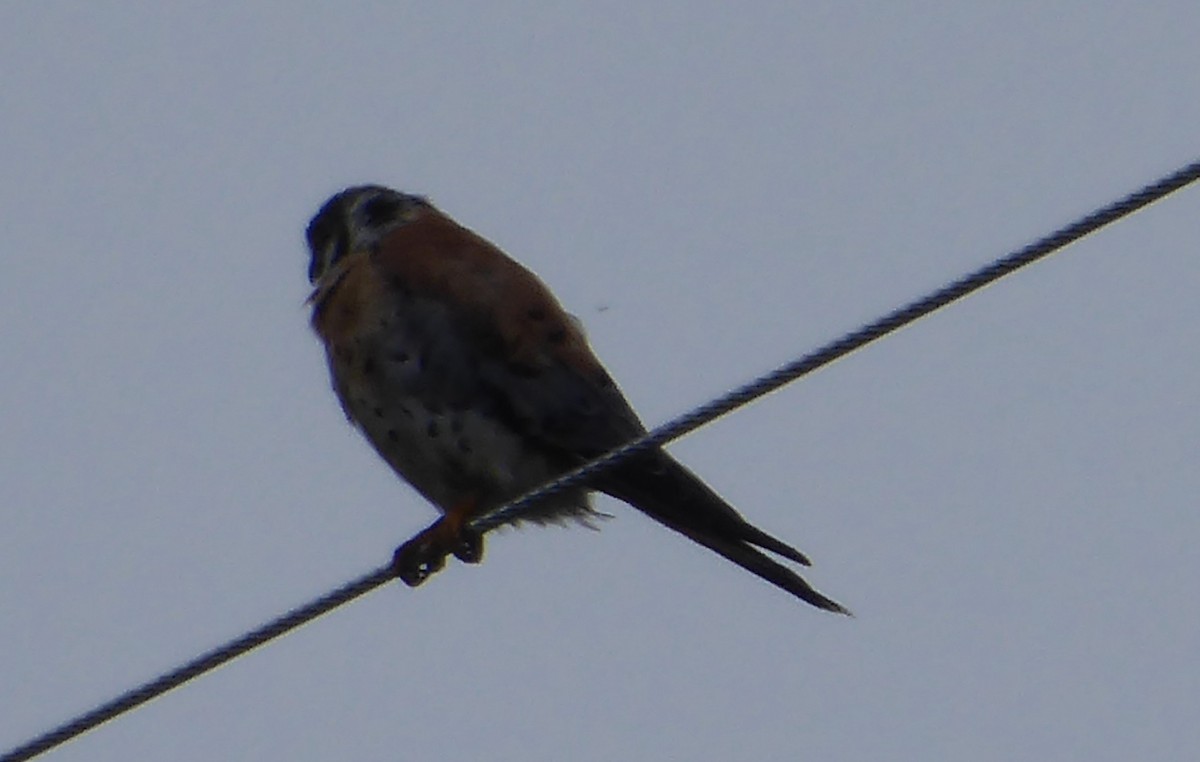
[596,451,849,614]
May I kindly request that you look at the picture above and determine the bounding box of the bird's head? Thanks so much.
[305,185,431,285]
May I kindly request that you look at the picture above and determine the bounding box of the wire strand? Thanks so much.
[472,158,1200,530]
[2,566,395,762]
[5,157,1198,762]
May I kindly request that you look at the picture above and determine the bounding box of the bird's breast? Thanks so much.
[319,286,592,523]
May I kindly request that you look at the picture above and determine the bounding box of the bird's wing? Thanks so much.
[369,210,647,461]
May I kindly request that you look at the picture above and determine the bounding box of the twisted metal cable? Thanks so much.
[473,158,1200,531]
[1,567,395,762]
[5,157,1198,762]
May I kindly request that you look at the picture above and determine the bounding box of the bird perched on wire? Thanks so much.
[305,185,846,613]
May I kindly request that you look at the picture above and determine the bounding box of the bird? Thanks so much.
[305,185,847,613]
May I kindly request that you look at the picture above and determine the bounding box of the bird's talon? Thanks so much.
[392,541,445,587]
[452,528,484,564]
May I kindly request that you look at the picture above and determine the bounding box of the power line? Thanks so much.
[5,157,1198,762]
[472,158,1200,530]
[3,567,394,762]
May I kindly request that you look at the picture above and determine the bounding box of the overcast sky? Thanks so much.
[3,3,1198,761]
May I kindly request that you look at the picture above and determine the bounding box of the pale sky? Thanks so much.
[3,4,1198,761]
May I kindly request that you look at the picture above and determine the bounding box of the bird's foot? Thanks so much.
[392,516,484,587]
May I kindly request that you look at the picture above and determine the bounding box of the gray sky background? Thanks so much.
[3,4,1198,760]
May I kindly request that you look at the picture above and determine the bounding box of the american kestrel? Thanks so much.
[306,185,846,613]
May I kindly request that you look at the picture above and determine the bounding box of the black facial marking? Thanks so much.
[305,201,349,283]
[307,186,429,285]
[360,195,402,228]
[426,421,440,439]
[527,307,547,321]
[546,326,567,344]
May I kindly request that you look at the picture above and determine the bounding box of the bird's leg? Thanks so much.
[391,498,485,586]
